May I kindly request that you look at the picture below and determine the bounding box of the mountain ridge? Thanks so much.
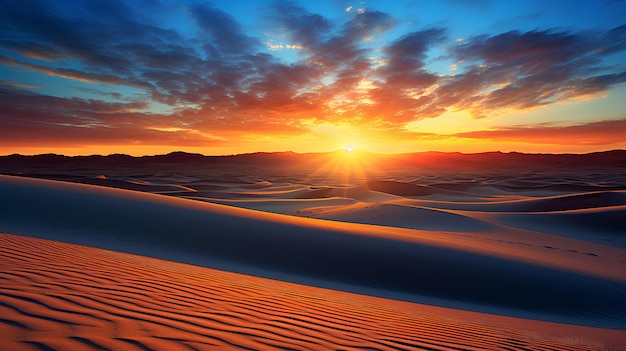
[1,149,625,176]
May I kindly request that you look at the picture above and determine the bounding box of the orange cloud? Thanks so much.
[453,119,626,145]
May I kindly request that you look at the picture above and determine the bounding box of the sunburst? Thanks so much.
[306,148,380,186]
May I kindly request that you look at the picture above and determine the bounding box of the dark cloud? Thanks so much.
[343,9,396,40]
[0,80,39,89]
[451,29,584,68]
[0,86,148,125]
[0,86,225,148]
[386,29,447,68]
[268,2,394,74]
[0,39,66,61]
[377,28,446,89]
[600,24,626,55]
[191,3,261,57]
[441,27,626,117]
[0,55,153,89]
[267,0,333,50]
[0,0,148,71]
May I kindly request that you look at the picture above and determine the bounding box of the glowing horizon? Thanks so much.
[1,1,625,156]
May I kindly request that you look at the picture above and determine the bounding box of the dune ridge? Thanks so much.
[2,232,624,350]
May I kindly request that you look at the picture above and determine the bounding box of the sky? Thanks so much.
[1,0,626,156]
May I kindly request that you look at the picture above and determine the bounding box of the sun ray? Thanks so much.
[305,148,382,186]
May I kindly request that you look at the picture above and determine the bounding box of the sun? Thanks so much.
[345,145,353,152]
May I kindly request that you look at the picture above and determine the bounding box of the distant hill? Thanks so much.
[1,150,625,177]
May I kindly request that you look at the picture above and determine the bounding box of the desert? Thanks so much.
[2,0,626,348]
[1,151,625,350]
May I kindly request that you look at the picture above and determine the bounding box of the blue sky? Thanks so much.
[1,0,625,155]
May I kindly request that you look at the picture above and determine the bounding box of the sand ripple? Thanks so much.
[1,233,622,351]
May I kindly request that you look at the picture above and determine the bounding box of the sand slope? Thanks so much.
[2,233,624,350]
[1,175,626,331]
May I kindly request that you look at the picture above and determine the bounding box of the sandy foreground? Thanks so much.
[1,164,626,349]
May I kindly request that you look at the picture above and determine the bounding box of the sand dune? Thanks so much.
[410,191,626,212]
[3,233,623,350]
[289,202,494,232]
[2,151,626,349]
[366,180,444,196]
[492,180,625,194]
[189,197,359,214]
[495,205,626,248]
[1,175,626,331]
[391,192,626,248]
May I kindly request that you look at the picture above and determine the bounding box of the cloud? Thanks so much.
[265,42,304,51]
[356,28,447,125]
[443,27,626,117]
[0,39,67,62]
[262,1,402,127]
[343,9,396,41]
[599,24,626,55]
[0,85,148,122]
[0,85,305,148]
[0,0,625,151]
[267,1,333,51]
[0,55,153,89]
[451,29,586,69]
[191,3,261,57]
[0,80,39,89]
[453,118,626,145]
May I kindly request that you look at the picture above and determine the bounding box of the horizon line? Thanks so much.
[2,148,626,158]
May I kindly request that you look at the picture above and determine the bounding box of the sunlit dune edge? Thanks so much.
[1,174,626,333]
[1,232,624,350]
